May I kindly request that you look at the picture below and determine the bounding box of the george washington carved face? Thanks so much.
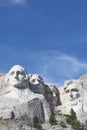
[7,65,29,88]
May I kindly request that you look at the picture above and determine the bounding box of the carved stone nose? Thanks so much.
[14,72,18,79]
[70,91,72,94]
[35,80,39,84]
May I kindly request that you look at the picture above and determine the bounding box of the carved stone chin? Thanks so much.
[7,65,29,89]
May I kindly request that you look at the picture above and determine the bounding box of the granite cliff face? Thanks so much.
[58,75,87,123]
[0,65,87,130]
[0,65,55,130]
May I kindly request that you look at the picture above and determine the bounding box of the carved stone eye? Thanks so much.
[10,71,15,75]
[16,71,24,75]
[32,79,35,82]
[66,90,69,93]
[16,71,20,75]
[37,79,40,82]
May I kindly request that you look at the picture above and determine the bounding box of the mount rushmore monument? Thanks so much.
[0,65,87,129]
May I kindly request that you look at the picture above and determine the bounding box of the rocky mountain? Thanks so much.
[0,65,87,130]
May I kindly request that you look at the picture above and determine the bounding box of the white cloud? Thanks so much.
[0,47,87,87]
[30,51,87,87]
[10,0,26,4]
[12,50,87,87]
[0,0,26,6]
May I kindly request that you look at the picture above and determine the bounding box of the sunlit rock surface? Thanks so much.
[0,65,87,130]
[0,65,54,130]
[58,76,87,123]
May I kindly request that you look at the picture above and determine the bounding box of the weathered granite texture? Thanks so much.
[1,64,87,130]
[0,65,54,130]
[58,76,87,123]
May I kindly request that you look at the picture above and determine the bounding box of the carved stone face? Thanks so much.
[29,74,44,86]
[65,83,80,101]
[48,84,61,106]
[7,65,29,88]
[29,74,44,93]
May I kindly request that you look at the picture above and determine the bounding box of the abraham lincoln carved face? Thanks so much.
[65,83,80,101]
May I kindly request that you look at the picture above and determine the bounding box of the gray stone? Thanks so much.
[58,77,87,123]
[1,64,87,129]
[29,74,45,94]
[0,65,54,129]
[48,84,61,106]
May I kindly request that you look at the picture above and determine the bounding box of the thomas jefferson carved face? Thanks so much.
[29,74,44,93]
[65,83,80,101]
[7,65,29,88]
[29,74,44,86]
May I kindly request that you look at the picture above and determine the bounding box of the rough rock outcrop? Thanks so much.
[29,74,45,94]
[57,76,87,123]
[1,64,87,129]
[48,84,61,106]
[0,65,54,130]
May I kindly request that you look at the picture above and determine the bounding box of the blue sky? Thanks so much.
[0,0,87,86]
